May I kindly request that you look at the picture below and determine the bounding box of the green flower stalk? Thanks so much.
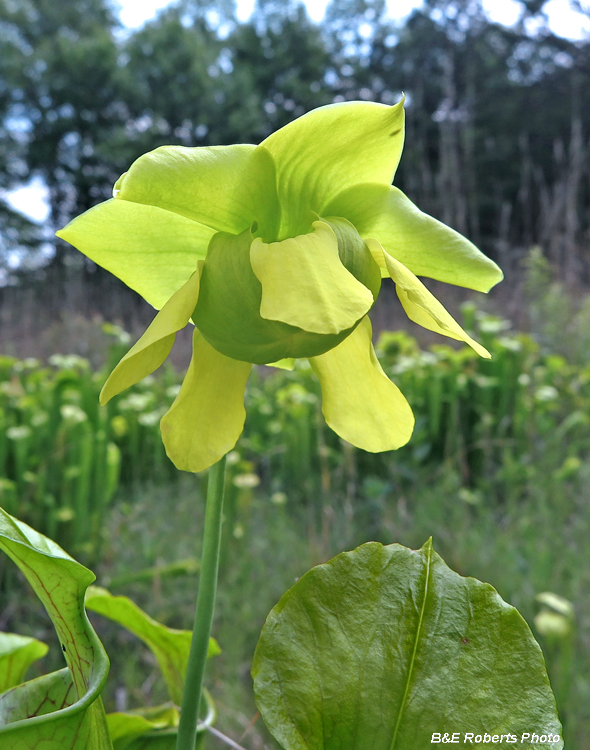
[57,99,502,473]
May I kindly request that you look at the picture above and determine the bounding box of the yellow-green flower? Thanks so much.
[57,100,502,472]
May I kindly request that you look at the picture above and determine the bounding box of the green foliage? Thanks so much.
[0,501,566,749]
[0,508,219,749]
[89,455,587,747]
[0,344,178,559]
[86,586,220,706]
[0,632,48,693]
[239,305,590,513]
[2,0,589,284]
[253,540,562,749]
[0,507,112,748]
[3,305,590,559]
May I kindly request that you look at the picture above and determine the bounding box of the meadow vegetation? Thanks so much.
[0,266,588,748]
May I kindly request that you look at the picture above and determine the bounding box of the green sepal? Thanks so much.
[324,183,503,293]
[261,99,405,240]
[0,508,112,749]
[253,540,563,750]
[115,143,281,241]
[57,199,214,310]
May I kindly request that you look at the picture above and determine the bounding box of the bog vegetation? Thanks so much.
[0,281,589,746]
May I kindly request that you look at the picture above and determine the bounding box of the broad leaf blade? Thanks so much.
[253,540,563,750]
[0,507,112,749]
[86,586,220,705]
[0,632,48,692]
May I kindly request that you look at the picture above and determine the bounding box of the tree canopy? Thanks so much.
[0,0,588,287]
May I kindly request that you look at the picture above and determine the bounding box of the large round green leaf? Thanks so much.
[253,540,562,750]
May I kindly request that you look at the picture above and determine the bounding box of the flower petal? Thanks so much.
[194,227,354,364]
[324,183,503,292]
[367,239,491,358]
[57,199,214,309]
[160,330,252,473]
[250,220,373,335]
[100,268,202,405]
[267,359,296,370]
[115,144,281,239]
[310,317,414,452]
[261,99,405,239]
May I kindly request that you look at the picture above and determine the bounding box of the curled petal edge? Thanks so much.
[367,239,491,359]
[100,266,202,405]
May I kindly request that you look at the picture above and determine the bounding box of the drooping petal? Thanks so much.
[310,317,414,452]
[367,239,491,358]
[324,183,503,293]
[250,221,373,335]
[100,268,202,405]
[57,199,214,309]
[160,330,252,473]
[115,144,281,239]
[261,99,405,239]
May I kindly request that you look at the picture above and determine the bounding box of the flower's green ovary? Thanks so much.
[56,99,503,472]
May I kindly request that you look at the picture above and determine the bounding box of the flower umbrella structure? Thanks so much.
[57,99,502,473]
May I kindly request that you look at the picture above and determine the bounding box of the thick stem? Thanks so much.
[176,456,226,750]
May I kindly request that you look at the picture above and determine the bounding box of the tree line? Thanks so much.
[0,0,588,301]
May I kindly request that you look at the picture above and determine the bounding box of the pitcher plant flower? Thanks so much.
[57,99,502,473]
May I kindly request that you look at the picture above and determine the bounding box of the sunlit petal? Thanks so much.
[367,239,491,358]
[267,359,296,370]
[250,221,373,335]
[310,317,414,452]
[100,268,202,405]
[160,330,252,473]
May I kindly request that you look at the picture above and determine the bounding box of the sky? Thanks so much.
[4,0,589,224]
[117,0,590,38]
